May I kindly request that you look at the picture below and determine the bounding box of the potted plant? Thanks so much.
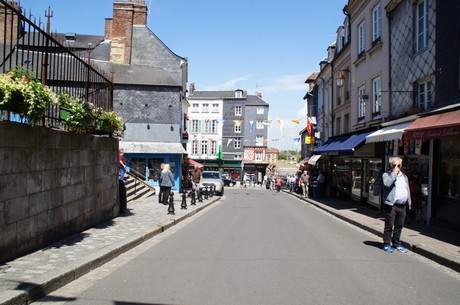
[96,109,123,136]
[0,67,53,125]
[57,94,96,133]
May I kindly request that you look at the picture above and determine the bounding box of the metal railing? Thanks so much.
[0,0,113,127]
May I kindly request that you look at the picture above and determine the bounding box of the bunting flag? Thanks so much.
[263,139,269,144]
[308,116,317,124]
[227,138,233,146]
[293,137,300,144]
[307,120,313,135]
[249,120,254,133]
[277,119,284,139]
[262,120,272,126]
[233,120,243,127]
[291,118,301,124]
[271,139,280,142]
[216,119,225,125]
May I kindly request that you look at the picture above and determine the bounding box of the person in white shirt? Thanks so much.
[381,157,411,253]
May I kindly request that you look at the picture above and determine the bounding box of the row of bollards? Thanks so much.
[167,184,217,215]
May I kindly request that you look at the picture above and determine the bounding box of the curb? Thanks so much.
[285,191,460,273]
[0,198,220,305]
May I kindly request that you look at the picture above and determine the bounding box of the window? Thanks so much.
[256,120,263,129]
[235,106,242,116]
[415,0,427,52]
[372,77,381,117]
[192,140,198,154]
[234,154,242,160]
[358,85,366,122]
[417,79,432,110]
[210,120,217,134]
[234,124,241,133]
[191,103,199,113]
[190,120,199,133]
[234,138,241,149]
[257,107,264,114]
[201,140,208,155]
[358,21,366,55]
[256,136,263,146]
[202,103,209,113]
[255,152,263,161]
[212,103,219,113]
[372,5,381,43]
[210,141,217,155]
[203,119,211,134]
[235,90,243,98]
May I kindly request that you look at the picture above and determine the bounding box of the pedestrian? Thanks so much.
[118,148,127,213]
[301,170,310,198]
[275,176,282,192]
[158,163,165,204]
[190,164,202,199]
[382,157,411,253]
[160,164,175,205]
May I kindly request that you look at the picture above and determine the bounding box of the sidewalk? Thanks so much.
[0,193,221,305]
[285,190,460,273]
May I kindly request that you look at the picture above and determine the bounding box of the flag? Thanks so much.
[293,137,300,143]
[277,119,284,139]
[233,120,243,127]
[307,120,313,135]
[262,120,272,126]
[227,138,233,146]
[263,139,269,144]
[249,120,254,133]
[291,118,301,124]
[216,119,225,125]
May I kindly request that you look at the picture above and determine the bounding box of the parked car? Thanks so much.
[202,171,225,195]
[222,175,236,187]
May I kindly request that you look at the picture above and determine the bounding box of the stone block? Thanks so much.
[5,196,28,224]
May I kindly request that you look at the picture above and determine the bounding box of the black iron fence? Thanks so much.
[0,0,112,127]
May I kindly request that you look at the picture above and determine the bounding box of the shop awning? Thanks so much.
[185,158,204,169]
[120,142,186,154]
[405,110,460,140]
[366,121,413,143]
[308,154,322,165]
[313,131,374,156]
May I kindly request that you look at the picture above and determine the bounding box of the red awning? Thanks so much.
[405,110,460,140]
[185,158,204,169]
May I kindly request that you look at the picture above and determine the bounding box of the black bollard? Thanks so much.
[212,185,216,197]
[191,188,196,205]
[204,185,209,200]
[198,187,203,202]
[181,189,187,210]
[208,185,213,198]
[168,191,175,215]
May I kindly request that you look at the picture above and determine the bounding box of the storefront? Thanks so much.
[120,141,186,192]
[197,159,242,180]
[405,109,460,230]
[313,130,377,204]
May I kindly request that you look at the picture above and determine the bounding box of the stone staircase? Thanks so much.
[125,173,156,202]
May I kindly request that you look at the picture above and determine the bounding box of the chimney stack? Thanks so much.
[106,0,148,64]
[189,82,195,96]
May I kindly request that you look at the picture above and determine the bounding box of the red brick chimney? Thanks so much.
[105,0,148,64]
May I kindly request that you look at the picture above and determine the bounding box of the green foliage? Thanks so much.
[0,66,53,125]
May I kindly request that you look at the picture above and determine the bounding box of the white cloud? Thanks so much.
[203,75,251,91]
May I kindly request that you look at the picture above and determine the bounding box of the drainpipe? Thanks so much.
[387,11,393,118]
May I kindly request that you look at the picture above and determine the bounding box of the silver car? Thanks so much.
[202,171,225,196]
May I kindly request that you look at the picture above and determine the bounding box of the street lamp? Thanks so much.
[336,71,345,87]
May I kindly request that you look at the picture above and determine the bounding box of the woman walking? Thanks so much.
[160,164,175,205]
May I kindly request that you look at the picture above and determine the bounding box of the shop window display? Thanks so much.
[438,138,460,199]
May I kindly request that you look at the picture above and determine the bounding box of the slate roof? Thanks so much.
[92,60,179,86]
[246,95,269,106]
[189,90,248,99]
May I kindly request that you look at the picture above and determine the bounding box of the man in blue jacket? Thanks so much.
[382,157,411,253]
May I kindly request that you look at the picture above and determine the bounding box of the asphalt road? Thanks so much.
[34,188,460,305]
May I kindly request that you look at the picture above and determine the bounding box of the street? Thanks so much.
[33,188,460,305]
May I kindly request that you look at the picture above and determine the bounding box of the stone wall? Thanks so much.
[0,121,119,263]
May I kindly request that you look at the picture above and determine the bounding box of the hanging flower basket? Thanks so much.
[59,107,72,121]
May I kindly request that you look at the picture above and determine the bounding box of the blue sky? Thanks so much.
[19,0,347,150]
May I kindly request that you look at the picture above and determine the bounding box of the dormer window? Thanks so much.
[235,89,243,98]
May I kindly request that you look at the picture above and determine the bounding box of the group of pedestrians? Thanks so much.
[285,170,326,198]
